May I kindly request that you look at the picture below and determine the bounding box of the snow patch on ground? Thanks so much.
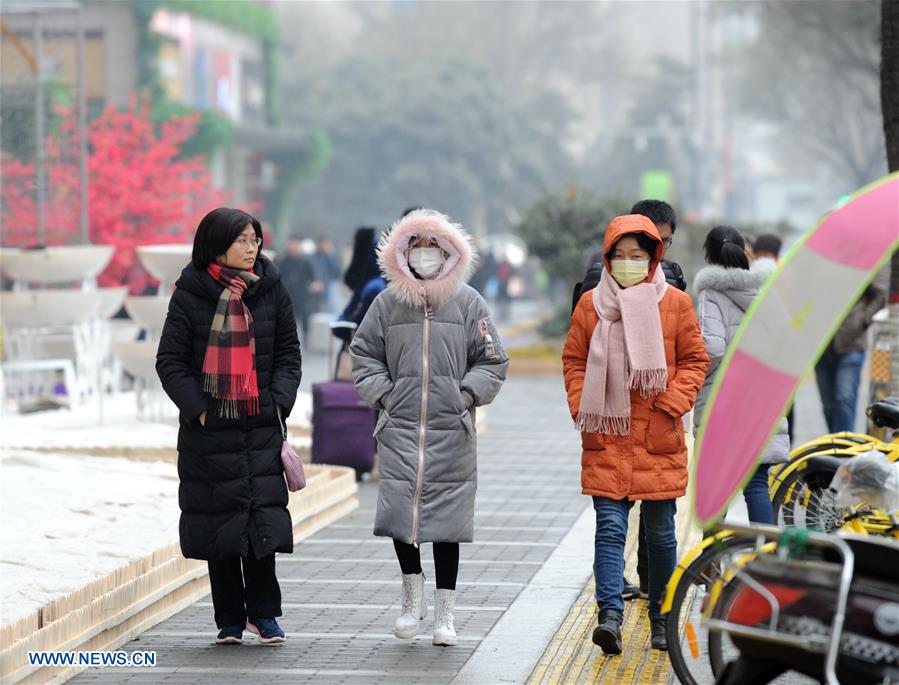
[0,449,181,626]
[1,395,177,451]
[0,391,313,451]
[0,390,314,626]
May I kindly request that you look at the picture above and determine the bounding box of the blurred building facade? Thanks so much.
[0,0,314,244]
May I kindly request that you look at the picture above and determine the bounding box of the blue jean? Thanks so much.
[743,464,773,524]
[592,497,677,620]
[815,348,865,433]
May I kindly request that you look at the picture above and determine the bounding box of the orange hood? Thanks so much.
[602,214,664,276]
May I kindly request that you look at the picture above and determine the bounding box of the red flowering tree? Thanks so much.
[1,98,228,292]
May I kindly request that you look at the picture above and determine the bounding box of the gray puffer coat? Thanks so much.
[350,210,509,544]
[694,259,789,464]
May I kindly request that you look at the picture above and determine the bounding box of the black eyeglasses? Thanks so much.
[661,237,674,249]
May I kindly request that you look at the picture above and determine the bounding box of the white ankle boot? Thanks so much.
[394,573,427,638]
[432,588,457,646]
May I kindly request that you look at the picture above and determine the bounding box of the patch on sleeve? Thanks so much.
[478,317,504,360]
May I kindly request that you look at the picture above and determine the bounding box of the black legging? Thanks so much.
[393,540,459,590]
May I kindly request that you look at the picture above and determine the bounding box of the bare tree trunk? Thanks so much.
[882,0,899,395]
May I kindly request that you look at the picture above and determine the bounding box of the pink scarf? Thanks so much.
[576,264,669,435]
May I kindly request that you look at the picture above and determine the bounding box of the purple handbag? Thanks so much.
[278,410,306,492]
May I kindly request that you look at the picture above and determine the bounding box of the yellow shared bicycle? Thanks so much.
[769,397,899,529]
[664,441,898,685]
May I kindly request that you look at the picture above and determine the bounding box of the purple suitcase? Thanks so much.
[311,380,376,474]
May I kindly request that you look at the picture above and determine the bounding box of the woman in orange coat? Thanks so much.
[563,214,709,655]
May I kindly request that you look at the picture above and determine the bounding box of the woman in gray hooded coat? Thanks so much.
[693,225,789,524]
[350,209,509,646]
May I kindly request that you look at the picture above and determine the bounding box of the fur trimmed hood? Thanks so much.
[693,259,775,295]
[377,209,477,308]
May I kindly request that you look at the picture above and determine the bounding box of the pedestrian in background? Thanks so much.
[468,236,497,296]
[694,225,789,524]
[563,214,708,655]
[334,226,387,376]
[816,279,887,432]
[156,207,302,646]
[351,209,509,646]
[752,233,782,263]
[492,256,512,321]
[311,235,343,314]
[276,235,317,345]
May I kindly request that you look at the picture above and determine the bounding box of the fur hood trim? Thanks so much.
[377,209,476,308]
[694,259,775,294]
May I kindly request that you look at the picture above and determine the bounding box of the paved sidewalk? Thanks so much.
[69,377,588,685]
[65,362,836,685]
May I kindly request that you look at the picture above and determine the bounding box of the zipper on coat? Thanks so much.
[411,292,432,546]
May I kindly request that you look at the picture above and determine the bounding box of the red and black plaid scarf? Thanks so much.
[202,263,261,418]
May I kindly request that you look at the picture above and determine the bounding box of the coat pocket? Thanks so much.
[373,409,390,438]
[460,410,475,437]
[581,432,606,452]
[380,389,394,413]
[646,409,684,454]
[200,400,215,430]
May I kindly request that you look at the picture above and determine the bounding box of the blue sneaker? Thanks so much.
[215,625,243,645]
[246,617,286,644]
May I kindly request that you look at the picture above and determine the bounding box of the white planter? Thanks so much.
[0,245,115,285]
[135,245,191,287]
[124,296,171,334]
[110,341,159,379]
[1,290,117,327]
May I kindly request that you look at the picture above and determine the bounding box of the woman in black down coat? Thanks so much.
[156,207,302,646]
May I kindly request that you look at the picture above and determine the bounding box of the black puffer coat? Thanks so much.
[156,255,302,561]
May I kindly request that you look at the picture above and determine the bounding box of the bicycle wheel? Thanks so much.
[665,535,754,685]
[771,463,844,530]
[769,447,856,501]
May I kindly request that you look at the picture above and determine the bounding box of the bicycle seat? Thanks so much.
[867,396,899,429]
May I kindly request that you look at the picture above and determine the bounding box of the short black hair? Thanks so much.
[753,233,783,258]
[192,207,262,269]
[704,225,750,270]
[606,231,659,262]
[630,199,677,233]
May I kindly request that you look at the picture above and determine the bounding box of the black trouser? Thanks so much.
[393,540,460,590]
[207,542,282,629]
[636,508,648,586]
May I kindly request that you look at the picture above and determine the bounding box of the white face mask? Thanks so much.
[610,259,649,288]
[409,247,445,279]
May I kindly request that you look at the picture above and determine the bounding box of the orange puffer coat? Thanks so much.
[562,217,709,501]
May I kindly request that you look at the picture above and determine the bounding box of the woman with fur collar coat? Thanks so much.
[350,209,509,647]
[693,226,789,525]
